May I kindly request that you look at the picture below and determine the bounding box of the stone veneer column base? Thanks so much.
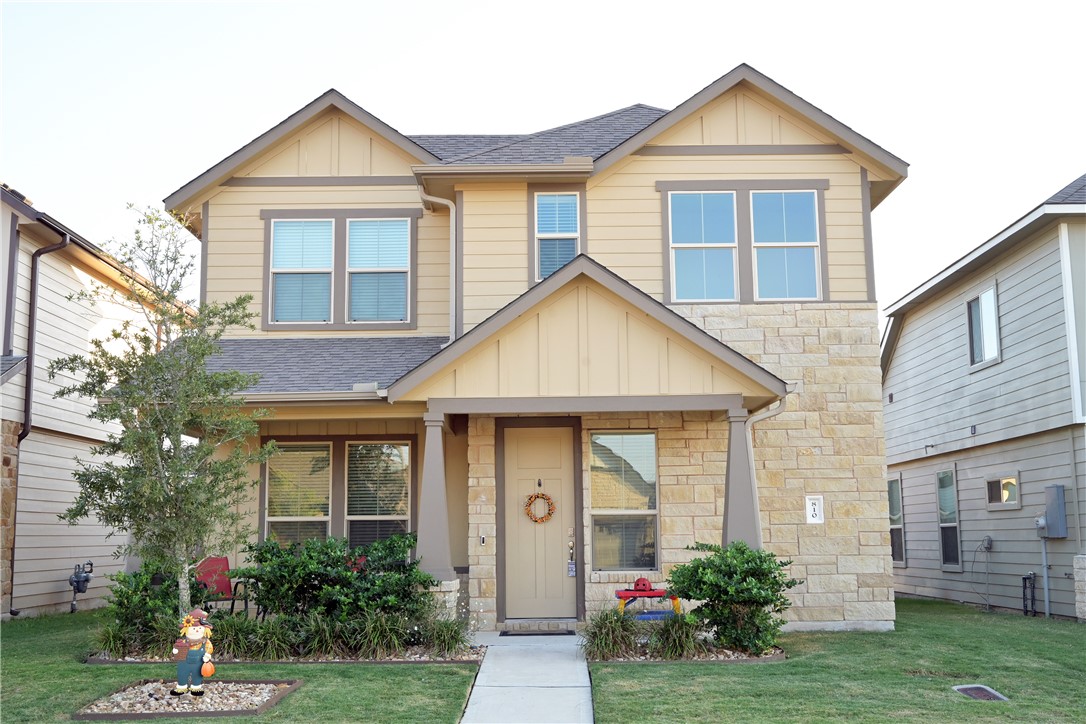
[428,578,461,619]
[1,420,21,618]
[1074,555,1086,622]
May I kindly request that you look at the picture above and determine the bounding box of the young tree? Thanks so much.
[50,207,274,615]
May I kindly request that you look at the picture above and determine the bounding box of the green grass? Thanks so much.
[591,597,1086,723]
[0,610,476,723]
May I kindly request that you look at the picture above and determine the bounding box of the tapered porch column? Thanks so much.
[417,411,455,580]
[723,407,762,548]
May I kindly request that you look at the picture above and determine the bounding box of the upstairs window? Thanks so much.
[752,191,820,300]
[669,192,738,301]
[967,287,1000,367]
[270,220,334,323]
[348,219,409,322]
[535,193,579,279]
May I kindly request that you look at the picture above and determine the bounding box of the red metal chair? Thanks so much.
[195,556,249,615]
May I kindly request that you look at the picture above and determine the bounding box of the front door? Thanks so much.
[504,427,577,618]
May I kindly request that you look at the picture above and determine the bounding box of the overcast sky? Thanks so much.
[3,0,1084,321]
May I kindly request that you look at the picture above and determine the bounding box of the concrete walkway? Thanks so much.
[461,632,593,723]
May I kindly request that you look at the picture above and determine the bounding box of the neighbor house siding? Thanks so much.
[891,428,1081,619]
[884,225,1075,464]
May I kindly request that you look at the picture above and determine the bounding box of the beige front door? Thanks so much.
[504,427,577,618]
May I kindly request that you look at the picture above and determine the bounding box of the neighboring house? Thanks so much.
[165,64,908,631]
[1,185,145,617]
[881,174,1086,621]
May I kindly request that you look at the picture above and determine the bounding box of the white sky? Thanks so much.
[3,0,1084,321]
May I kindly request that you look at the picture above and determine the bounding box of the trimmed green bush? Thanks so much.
[580,608,641,661]
[647,612,707,660]
[666,540,800,655]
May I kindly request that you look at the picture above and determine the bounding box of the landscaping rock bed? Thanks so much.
[589,645,785,663]
[73,680,300,720]
[85,644,487,665]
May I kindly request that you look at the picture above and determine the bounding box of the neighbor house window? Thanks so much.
[752,191,820,300]
[266,444,332,544]
[888,475,905,564]
[270,220,334,322]
[967,287,1000,366]
[347,219,409,322]
[535,193,579,279]
[986,472,1021,511]
[669,192,738,301]
[590,432,657,570]
[937,469,960,567]
[346,442,410,547]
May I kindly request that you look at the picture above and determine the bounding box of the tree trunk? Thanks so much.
[178,563,192,617]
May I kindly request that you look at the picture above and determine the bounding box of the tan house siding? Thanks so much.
[459,184,530,331]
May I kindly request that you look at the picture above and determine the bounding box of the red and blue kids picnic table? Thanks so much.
[615,578,682,620]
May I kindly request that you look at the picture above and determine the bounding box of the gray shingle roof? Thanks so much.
[1047,172,1086,204]
[1,354,26,384]
[206,337,447,394]
[407,105,667,165]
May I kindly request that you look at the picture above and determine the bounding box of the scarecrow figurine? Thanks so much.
[170,608,214,696]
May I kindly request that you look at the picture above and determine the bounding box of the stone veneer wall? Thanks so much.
[1075,555,1086,622]
[464,302,895,630]
[1,420,20,615]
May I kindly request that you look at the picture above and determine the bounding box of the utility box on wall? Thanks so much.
[1042,485,1068,539]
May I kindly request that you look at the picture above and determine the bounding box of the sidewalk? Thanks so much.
[461,632,593,723]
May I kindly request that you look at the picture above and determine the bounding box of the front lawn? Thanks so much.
[0,611,476,723]
[591,597,1086,723]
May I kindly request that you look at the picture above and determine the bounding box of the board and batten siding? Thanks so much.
[883,225,1075,464]
[890,427,1082,619]
[204,186,450,337]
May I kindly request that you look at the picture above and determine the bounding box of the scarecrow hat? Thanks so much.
[181,607,213,630]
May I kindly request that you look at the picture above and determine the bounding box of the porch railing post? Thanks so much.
[723,407,763,548]
[417,411,455,580]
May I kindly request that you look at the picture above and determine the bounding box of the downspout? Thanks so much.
[417,188,457,343]
[10,220,70,616]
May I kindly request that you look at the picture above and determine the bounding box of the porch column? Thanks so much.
[723,407,763,548]
[417,411,455,580]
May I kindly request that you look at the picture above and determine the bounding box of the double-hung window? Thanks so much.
[967,286,1000,367]
[265,444,332,544]
[270,220,334,323]
[752,191,820,300]
[346,442,410,547]
[669,192,738,301]
[535,193,579,280]
[590,432,658,571]
[937,469,961,567]
[348,219,409,322]
[887,475,905,564]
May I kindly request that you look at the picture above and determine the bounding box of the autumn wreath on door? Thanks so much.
[524,492,556,523]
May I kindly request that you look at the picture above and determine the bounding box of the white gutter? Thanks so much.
[417,189,457,343]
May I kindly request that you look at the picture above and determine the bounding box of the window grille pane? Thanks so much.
[887,478,903,526]
[348,219,409,269]
[988,477,1018,504]
[347,443,409,517]
[273,273,331,322]
[539,238,577,278]
[592,515,656,570]
[590,434,656,510]
[756,247,817,299]
[940,525,960,565]
[350,272,407,321]
[752,192,816,244]
[348,519,408,549]
[272,220,333,269]
[937,470,957,524]
[890,527,904,563]
[674,247,735,300]
[268,520,328,545]
[537,194,578,234]
[267,445,330,517]
[671,193,735,244]
[969,288,999,364]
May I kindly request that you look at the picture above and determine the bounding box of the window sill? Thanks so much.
[892,559,907,569]
[940,564,963,573]
[968,356,1001,374]
[986,502,1022,512]
[262,320,416,332]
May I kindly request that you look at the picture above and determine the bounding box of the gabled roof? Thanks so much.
[408,134,527,160]
[205,336,447,398]
[387,254,787,405]
[1,355,26,385]
[163,89,441,212]
[880,172,1086,373]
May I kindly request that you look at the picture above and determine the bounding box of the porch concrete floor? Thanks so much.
[462,633,592,723]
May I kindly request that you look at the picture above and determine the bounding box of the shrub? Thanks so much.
[580,609,641,661]
[97,566,215,656]
[421,611,470,658]
[666,541,800,655]
[251,616,299,660]
[345,609,407,658]
[208,611,258,659]
[647,613,707,660]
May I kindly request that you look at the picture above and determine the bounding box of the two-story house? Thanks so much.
[2,185,145,617]
[165,64,908,631]
[881,173,1085,621]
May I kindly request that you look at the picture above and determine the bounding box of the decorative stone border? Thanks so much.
[72,680,301,721]
[589,650,787,664]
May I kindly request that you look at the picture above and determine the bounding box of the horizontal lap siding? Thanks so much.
[884,227,1074,464]
[890,428,1081,618]
[460,185,528,331]
[586,156,868,302]
[206,186,449,336]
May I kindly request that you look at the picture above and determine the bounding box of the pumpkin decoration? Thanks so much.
[201,661,215,678]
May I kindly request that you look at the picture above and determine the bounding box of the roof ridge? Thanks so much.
[445,104,666,164]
